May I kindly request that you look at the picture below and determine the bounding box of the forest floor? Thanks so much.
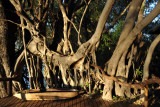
[147,89,160,107]
[0,90,159,107]
[112,90,160,107]
[88,89,160,107]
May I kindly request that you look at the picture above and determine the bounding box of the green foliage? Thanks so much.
[98,20,124,54]
[93,87,103,94]
[93,87,96,92]
[72,0,106,42]
[111,20,124,37]
[89,93,92,98]
[15,36,23,52]
[85,82,89,88]
[88,1,105,22]
[113,95,129,102]
[100,90,103,94]
[136,68,143,78]
[113,95,117,100]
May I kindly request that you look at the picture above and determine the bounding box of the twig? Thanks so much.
[0,19,21,27]
[78,0,92,45]
[103,2,131,33]
[67,17,79,33]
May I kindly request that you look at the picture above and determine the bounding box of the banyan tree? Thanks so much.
[0,0,160,104]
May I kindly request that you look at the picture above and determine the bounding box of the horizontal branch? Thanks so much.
[0,19,21,26]
[90,64,160,90]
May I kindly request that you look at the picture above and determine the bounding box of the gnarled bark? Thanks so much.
[141,34,160,101]
[103,0,160,100]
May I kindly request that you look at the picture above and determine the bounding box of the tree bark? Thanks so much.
[0,0,17,97]
[141,34,160,101]
[0,0,10,77]
[103,0,160,100]
[142,37,160,81]
[104,0,143,100]
[117,0,144,46]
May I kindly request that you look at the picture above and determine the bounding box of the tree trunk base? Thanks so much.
[102,79,113,100]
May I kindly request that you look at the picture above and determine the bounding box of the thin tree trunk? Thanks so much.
[141,34,160,101]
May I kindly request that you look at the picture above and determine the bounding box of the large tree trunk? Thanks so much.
[0,0,18,96]
[0,64,7,98]
[115,0,145,98]
[103,0,160,100]
[103,0,144,100]
[0,0,10,77]
[0,0,11,97]
[8,0,160,102]
[9,0,115,92]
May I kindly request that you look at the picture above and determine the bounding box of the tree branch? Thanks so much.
[103,2,131,34]
[142,34,160,81]
[90,64,160,90]
[77,0,91,45]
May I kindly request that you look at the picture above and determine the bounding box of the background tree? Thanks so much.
[0,0,18,97]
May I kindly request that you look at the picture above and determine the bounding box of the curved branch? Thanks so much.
[103,2,131,33]
[0,19,21,26]
[20,16,31,78]
[90,64,160,90]
[14,0,115,73]
[142,34,160,81]
[107,1,160,75]
[77,0,91,45]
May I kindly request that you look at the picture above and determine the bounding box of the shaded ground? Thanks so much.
[148,89,160,107]
[0,94,144,107]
